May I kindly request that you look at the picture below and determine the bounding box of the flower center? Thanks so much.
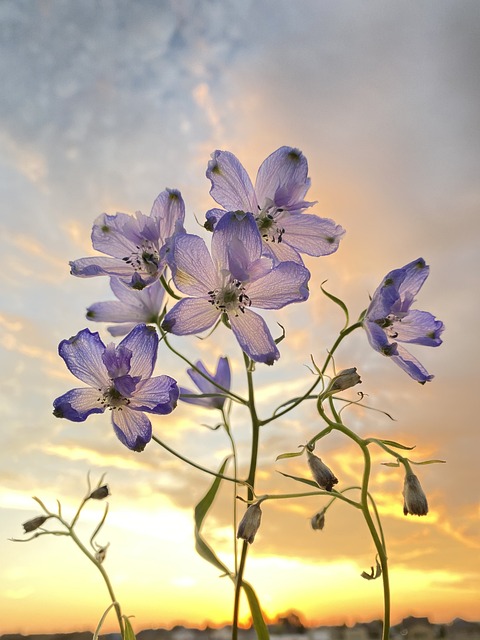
[208,278,251,316]
[122,240,159,276]
[256,201,286,243]
[99,386,131,411]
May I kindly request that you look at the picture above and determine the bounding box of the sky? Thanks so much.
[1,0,479,634]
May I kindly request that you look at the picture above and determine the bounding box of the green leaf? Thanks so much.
[194,457,231,576]
[380,439,415,450]
[123,616,137,640]
[381,462,400,467]
[360,557,382,581]
[93,602,117,640]
[410,458,446,465]
[278,471,318,488]
[275,448,305,461]
[320,282,349,329]
[242,581,270,640]
[274,323,286,345]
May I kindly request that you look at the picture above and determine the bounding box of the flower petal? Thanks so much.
[58,328,109,388]
[150,188,186,242]
[281,213,345,257]
[111,407,152,451]
[118,324,158,379]
[255,147,312,210]
[168,233,218,296]
[91,212,143,258]
[393,310,444,346]
[70,256,138,279]
[229,308,279,365]
[211,211,262,273]
[53,388,105,422]
[246,261,310,309]
[130,375,179,413]
[207,150,257,212]
[391,344,434,384]
[162,298,219,335]
[397,258,429,301]
[363,320,398,356]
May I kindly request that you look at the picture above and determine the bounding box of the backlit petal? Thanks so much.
[229,308,279,365]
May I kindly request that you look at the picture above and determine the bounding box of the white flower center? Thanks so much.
[99,386,131,411]
[208,278,251,316]
[256,199,286,243]
[122,240,159,276]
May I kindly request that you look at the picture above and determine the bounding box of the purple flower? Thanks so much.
[70,189,185,288]
[53,324,179,451]
[205,147,345,263]
[86,277,165,336]
[363,258,444,383]
[179,357,231,409]
[162,211,310,365]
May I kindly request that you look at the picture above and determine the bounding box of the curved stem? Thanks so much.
[232,353,262,640]
[151,434,249,488]
[222,404,239,574]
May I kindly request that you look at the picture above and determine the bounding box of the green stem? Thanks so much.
[58,517,125,638]
[222,404,239,574]
[232,353,262,640]
[151,434,249,488]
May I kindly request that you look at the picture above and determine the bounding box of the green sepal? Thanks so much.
[320,282,349,329]
[360,557,382,581]
[123,616,137,640]
[194,457,231,576]
[274,323,286,345]
[275,447,305,461]
[242,581,270,640]
[278,471,319,488]
[380,439,416,451]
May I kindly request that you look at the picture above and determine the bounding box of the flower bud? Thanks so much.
[403,473,428,516]
[310,509,326,531]
[307,450,338,492]
[22,515,49,533]
[95,544,109,564]
[329,368,362,393]
[237,503,262,544]
[88,485,110,500]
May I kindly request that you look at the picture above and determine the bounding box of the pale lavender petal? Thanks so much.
[58,328,109,388]
[91,212,143,257]
[53,388,105,422]
[129,375,179,413]
[107,323,138,337]
[364,321,398,356]
[168,233,218,296]
[207,150,258,212]
[102,343,132,378]
[150,189,185,242]
[70,256,138,279]
[366,270,405,321]
[111,407,152,451]
[87,300,145,324]
[162,298,219,335]
[246,261,310,309]
[119,324,158,379]
[255,147,311,209]
[215,356,231,391]
[113,374,141,397]
[205,208,226,231]
[281,213,345,257]
[393,310,444,346]
[396,258,430,309]
[211,211,262,272]
[229,309,279,365]
[261,240,303,264]
[391,344,434,384]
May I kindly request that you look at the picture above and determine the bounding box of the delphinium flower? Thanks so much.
[179,357,231,409]
[53,324,179,451]
[363,258,444,383]
[205,146,345,264]
[86,277,165,336]
[70,189,185,288]
[161,210,310,365]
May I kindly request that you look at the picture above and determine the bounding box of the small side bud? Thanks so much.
[403,473,428,516]
[88,485,110,500]
[329,368,362,393]
[95,544,109,564]
[307,450,338,492]
[311,509,326,531]
[237,502,262,544]
[22,515,49,533]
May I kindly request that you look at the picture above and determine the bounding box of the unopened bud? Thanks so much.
[329,368,362,393]
[403,473,428,516]
[95,544,109,564]
[311,509,326,531]
[307,450,338,492]
[88,485,110,500]
[22,515,49,533]
[237,503,262,544]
